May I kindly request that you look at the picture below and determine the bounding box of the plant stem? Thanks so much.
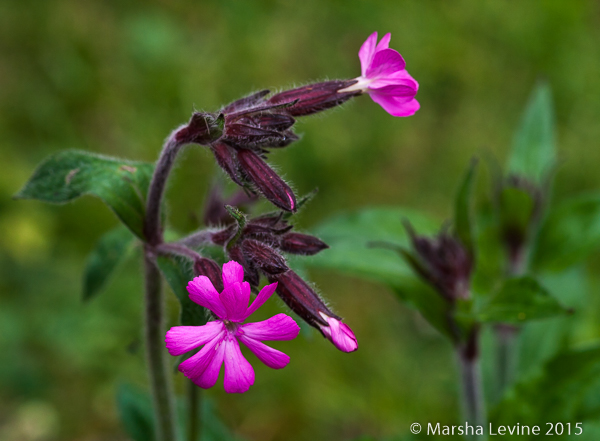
[144,247,178,441]
[457,329,487,440]
[144,135,184,246]
[187,378,201,441]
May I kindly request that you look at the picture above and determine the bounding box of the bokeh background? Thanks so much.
[2,1,600,440]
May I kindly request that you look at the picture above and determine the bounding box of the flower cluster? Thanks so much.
[171,33,418,212]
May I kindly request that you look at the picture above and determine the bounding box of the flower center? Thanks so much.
[223,320,241,334]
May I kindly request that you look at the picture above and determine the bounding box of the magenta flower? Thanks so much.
[165,261,300,393]
[340,32,419,117]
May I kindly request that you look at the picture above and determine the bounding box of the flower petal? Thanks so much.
[219,281,251,322]
[375,33,391,52]
[242,282,278,319]
[178,332,225,380]
[239,313,300,341]
[223,337,255,393]
[319,315,358,353]
[369,92,420,117]
[365,48,406,79]
[369,84,417,98]
[369,70,419,91]
[165,321,225,356]
[358,31,378,76]
[222,260,245,287]
[239,336,290,369]
[192,338,226,389]
[187,276,227,318]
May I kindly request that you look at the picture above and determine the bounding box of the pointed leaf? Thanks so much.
[507,81,556,183]
[16,150,155,239]
[116,384,156,441]
[477,276,569,324]
[157,255,208,326]
[532,194,600,271]
[83,226,136,301]
[454,159,478,255]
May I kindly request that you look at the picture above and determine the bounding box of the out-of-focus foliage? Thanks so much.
[3,1,600,440]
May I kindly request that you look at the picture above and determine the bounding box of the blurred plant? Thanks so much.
[15,32,416,441]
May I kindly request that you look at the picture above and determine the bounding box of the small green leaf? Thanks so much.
[507,81,556,183]
[157,255,207,326]
[454,159,478,255]
[83,226,136,301]
[16,150,155,239]
[532,194,600,271]
[477,276,568,324]
[116,384,155,441]
[492,345,600,424]
[498,186,536,237]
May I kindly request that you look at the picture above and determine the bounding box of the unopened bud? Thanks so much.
[222,90,270,114]
[237,149,297,212]
[193,257,224,293]
[242,239,288,275]
[210,142,242,186]
[268,80,360,117]
[176,112,224,145]
[228,245,260,287]
[280,232,329,255]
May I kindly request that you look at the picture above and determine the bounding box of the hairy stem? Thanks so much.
[144,248,178,441]
[144,135,184,245]
[187,379,201,441]
[457,329,487,440]
[157,242,203,261]
[178,230,215,248]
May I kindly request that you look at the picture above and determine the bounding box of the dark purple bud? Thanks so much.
[193,257,224,293]
[280,232,329,255]
[268,270,336,327]
[223,122,298,149]
[267,80,361,117]
[409,229,473,301]
[222,90,270,114]
[211,225,236,246]
[241,239,288,275]
[175,112,224,145]
[228,245,260,286]
[210,142,242,186]
[237,149,297,212]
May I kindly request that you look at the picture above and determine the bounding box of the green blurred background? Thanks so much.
[2,0,600,440]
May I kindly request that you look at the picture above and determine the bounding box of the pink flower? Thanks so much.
[340,32,419,117]
[165,261,300,393]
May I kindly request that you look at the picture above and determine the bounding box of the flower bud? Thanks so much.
[222,90,270,114]
[175,112,224,145]
[210,142,242,186]
[228,245,260,287]
[241,239,288,275]
[268,270,358,352]
[409,229,472,301]
[193,257,224,293]
[267,80,361,117]
[280,232,329,255]
[237,149,297,212]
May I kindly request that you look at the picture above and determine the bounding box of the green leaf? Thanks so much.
[307,207,460,340]
[307,207,439,287]
[454,158,478,255]
[498,186,536,238]
[507,81,556,183]
[532,194,600,271]
[477,276,569,324]
[492,345,600,425]
[157,254,207,326]
[83,226,136,301]
[116,384,155,441]
[16,150,155,239]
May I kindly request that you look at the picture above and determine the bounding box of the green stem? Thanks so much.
[457,329,487,441]
[144,248,178,441]
[187,379,201,441]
